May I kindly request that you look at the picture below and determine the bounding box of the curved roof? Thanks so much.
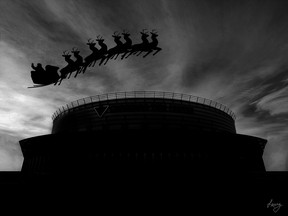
[52,91,236,121]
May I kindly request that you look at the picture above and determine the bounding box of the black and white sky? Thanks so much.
[0,0,288,171]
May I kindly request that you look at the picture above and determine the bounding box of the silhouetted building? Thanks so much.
[20,91,266,179]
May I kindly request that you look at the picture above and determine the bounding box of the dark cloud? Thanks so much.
[84,0,167,30]
[21,2,82,45]
[161,0,288,90]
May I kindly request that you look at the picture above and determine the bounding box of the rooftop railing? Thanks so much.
[52,91,236,121]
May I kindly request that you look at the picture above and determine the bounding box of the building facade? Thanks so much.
[20,91,266,178]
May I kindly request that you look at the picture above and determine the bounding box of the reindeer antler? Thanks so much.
[72,47,79,52]
[122,29,129,34]
[63,50,69,55]
[141,29,148,34]
[113,31,120,36]
[87,38,94,44]
[151,29,158,34]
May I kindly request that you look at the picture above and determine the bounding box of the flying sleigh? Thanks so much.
[28,29,162,88]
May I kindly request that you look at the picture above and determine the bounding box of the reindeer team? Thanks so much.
[32,29,161,86]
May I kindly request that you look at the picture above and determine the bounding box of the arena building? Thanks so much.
[20,91,266,178]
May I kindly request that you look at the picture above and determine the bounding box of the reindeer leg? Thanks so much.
[125,51,135,59]
[136,51,143,56]
[79,65,84,73]
[104,58,110,65]
[99,58,104,66]
[132,51,138,55]
[112,54,118,59]
[82,65,88,74]
[74,71,79,78]
[153,47,162,56]
[78,66,84,74]
[110,54,115,60]
[121,52,128,59]
[67,72,72,79]
[94,60,99,67]
[114,53,120,60]
[74,67,81,78]
[58,78,63,85]
[99,57,107,66]
[143,50,153,58]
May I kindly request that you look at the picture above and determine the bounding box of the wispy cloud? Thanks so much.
[255,86,288,116]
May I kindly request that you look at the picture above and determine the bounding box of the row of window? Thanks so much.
[90,152,209,161]
[24,155,50,172]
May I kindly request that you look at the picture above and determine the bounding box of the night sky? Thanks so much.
[0,0,288,171]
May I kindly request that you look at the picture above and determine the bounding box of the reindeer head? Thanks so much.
[140,29,149,37]
[112,31,121,39]
[122,29,130,37]
[96,35,105,43]
[86,38,96,46]
[71,47,80,55]
[62,50,71,58]
[150,29,158,37]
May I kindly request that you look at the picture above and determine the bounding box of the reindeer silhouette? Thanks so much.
[104,30,134,63]
[58,51,78,85]
[111,30,133,60]
[96,35,109,66]
[79,39,100,75]
[122,29,150,59]
[100,31,124,65]
[70,47,84,78]
[89,35,108,67]
[114,29,133,60]
[142,30,162,58]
